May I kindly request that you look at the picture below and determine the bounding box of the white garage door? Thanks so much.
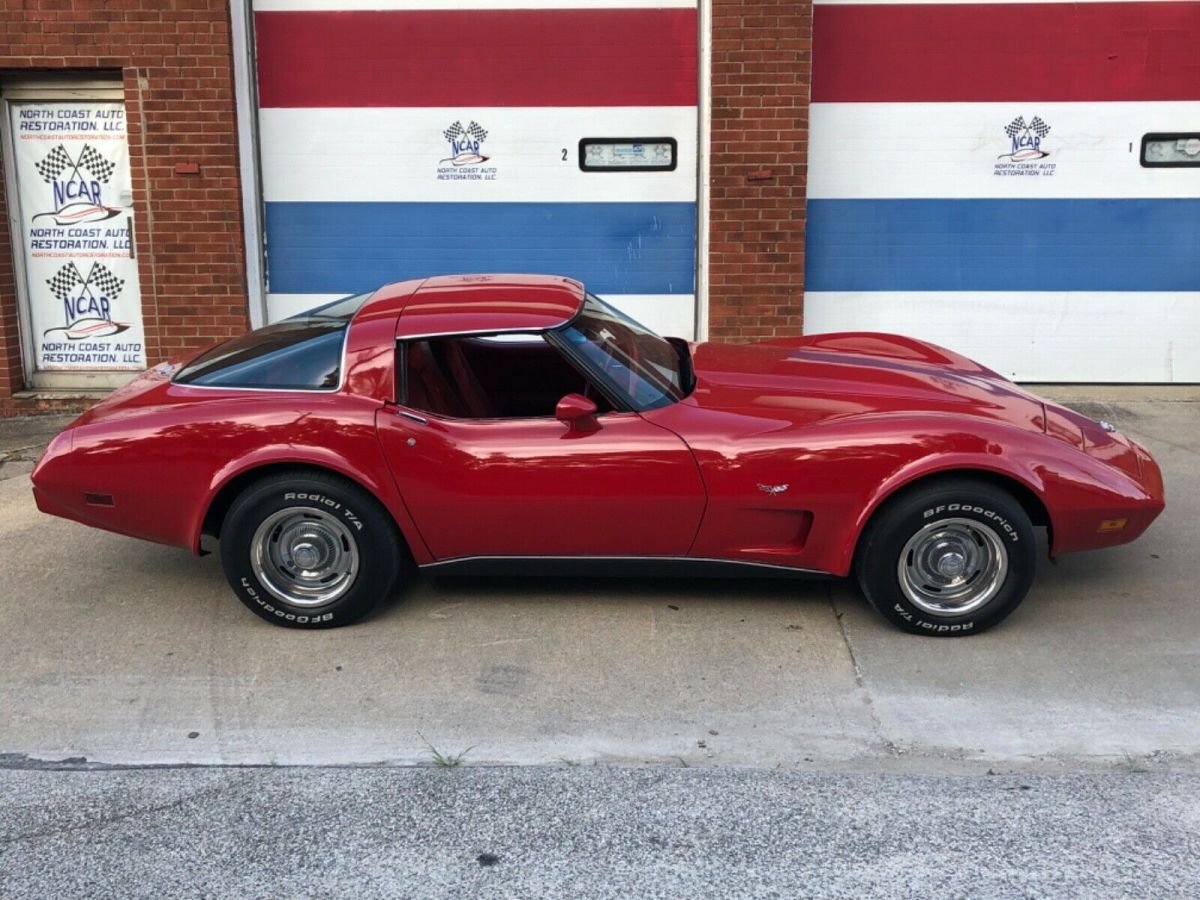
[805,0,1200,382]
[251,0,699,338]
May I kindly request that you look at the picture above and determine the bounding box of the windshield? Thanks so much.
[553,294,687,410]
[174,291,372,390]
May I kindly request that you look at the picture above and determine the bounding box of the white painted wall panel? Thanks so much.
[809,102,1200,200]
[259,107,698,204]
[268,292,696,338]
[804,292,1200,382]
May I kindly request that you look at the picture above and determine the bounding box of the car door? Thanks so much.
[376,407,707,561]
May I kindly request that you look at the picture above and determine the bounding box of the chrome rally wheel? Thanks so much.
[897,517,1009,617]
[220,471,405,628]
[854,479,1037,636]
[251,506,360,608]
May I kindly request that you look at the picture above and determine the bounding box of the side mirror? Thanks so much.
[555,393,599,432]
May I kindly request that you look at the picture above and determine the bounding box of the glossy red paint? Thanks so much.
[32,279,1165,582]
[647,335,1164,574]
[554,393,600,432]
[376,410,705,559]
[394,274,584,339]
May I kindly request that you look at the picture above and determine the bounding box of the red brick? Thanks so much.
[709,0,812,341]
[0,0,247,409]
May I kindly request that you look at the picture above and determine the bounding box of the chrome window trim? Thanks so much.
[396,324,565,341]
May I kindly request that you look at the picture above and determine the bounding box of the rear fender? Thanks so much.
[191,444,433,563]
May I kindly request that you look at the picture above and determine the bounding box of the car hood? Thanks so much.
[683,332,1046,431]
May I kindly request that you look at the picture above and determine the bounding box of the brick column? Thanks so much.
[708,0,813,340]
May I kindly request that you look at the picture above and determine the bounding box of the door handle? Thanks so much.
[396,409,428,425]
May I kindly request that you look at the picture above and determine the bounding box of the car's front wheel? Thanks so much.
[219,470,403,628]
[854,479,1037,636]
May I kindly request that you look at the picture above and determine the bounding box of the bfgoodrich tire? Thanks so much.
[219,470,403,628]
[854,479,1037,636]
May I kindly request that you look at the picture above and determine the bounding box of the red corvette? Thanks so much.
[32,275,1164,635]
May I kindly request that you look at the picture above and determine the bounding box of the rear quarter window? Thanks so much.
[174,293,371,390]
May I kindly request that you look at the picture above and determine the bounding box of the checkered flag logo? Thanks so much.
[442,120,488,145]
[46,264,84,302]
[465,120,488,143]
[78,144,116,182]
[34,143,115,184]
[1005,116,1051,140]
[35,145,74,182]
[46,262,124,306]
[90,263,125,299]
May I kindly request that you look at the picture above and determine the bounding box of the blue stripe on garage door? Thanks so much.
[264,201,697,296]
[805,198,1200,292]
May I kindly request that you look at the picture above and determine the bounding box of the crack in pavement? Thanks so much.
[0,771,253,848]
[826,585,901,760]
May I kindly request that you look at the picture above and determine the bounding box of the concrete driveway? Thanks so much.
[1,390,1197,772]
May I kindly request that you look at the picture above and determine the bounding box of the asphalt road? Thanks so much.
[1,390,1198,896]
[3,767,1198,899]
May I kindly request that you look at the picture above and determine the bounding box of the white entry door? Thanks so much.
[2,82,146,389]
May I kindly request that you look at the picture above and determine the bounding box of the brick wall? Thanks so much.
[0,0,246,414]
[708,0,812,340]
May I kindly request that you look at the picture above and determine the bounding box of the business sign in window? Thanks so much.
[8,100,145,372]
[579,138,677,172]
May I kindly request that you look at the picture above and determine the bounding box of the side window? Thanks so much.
[401,334,611,419]
[175,320,346,389]
[174,292,370,390]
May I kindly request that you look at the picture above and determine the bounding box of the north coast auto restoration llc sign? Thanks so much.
[12,101,146,371]
[993,115,1057,179]
[437,119,497,182]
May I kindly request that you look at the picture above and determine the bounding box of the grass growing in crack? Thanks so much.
[1121,753,1150,774]
[418,731,474,768]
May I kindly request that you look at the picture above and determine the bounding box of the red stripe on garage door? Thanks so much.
[813,2,1200,103]
[255,7,699,108]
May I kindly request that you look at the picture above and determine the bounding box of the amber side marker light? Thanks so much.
[1098,518,1128,533]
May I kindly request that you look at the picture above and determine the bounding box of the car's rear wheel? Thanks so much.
[219,470,403,628]
[854,479,1037,636]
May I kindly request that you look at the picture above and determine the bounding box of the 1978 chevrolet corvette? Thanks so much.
[32,275,1165,634]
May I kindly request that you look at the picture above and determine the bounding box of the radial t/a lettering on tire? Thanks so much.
[219,470,404,628]
[854,479,1037,636]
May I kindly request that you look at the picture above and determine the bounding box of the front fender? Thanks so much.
[832,420,1159,575]
[837,449,1051,576]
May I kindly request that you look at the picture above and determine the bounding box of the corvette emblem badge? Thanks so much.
[757,483,789,496]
